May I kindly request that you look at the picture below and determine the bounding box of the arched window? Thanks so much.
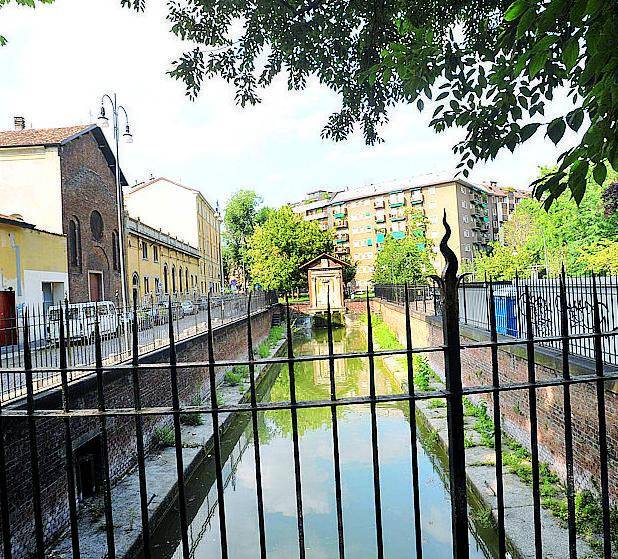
[179,267,183,293]
[68,217,81,268]
[171,266,176,293]
[90,210,104,241]
[132,272,139,304]
[163,265,169,294]
[112,230,120,271]
[185,269,189,293]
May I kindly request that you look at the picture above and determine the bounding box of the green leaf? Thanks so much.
[417,98,424,111]
[562,39,579,71]
[516,8,536,38]
[546,118,566,144]
[520,122,540,141]
[504,0,528,21]
[593,161,607,185]
[566,108,584,131]
[436,91,449,101]
[528,51,548,78]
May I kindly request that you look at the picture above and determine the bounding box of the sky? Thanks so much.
[1,0,578,209]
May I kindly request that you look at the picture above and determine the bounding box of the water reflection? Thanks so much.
[145,320,496,559]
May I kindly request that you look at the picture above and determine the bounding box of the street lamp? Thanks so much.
[98,93,133,351]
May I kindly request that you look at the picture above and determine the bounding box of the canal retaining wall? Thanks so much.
[370,298,618,505]
[1,305,279,559]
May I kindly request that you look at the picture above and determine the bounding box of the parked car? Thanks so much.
[181,300,198,316]
[47,301,117,344]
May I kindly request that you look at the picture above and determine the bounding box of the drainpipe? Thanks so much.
[9,233,22,297]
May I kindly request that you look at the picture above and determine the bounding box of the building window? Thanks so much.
[112,230,120,271]
[68,217,81,268]
[171,266,176,293]
[142,242,148,260]
[464,244,471,252]
[163,265,169,294]
[132,272,139,303]
[463,230,470,238]
[144,277,150,294]
[90,210,104,241]
[461,201,468,209]
[153,245,159,262]
[463,215,469,223]
[186,269,189,293]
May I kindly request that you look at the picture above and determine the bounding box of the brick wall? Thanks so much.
[372,298,617,505]
[60,132,121,303]
[1,307,275,559]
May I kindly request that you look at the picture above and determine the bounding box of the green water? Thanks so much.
[145,319,498,559]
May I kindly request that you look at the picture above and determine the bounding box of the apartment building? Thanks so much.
[126,217,200,304]
[484,182,530,234]
[124,177,223,294]
[292,175,499,288]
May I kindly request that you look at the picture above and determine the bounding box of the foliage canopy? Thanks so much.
[247,206,331,291]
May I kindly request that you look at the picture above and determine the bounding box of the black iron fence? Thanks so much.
[0,220,615,559]
[375,274,618,366]
[0,290,277,402]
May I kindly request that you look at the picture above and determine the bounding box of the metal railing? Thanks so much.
[0,290,277,402]
[375,274,618,366]
[0,220,615,559]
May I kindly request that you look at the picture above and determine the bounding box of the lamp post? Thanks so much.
[97,93,133,352]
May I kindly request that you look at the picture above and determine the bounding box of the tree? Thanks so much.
[471,168,618,279]
[108,0,616,206]
[372,236,433,285]
[577,241,618,275]
[223,190,263,288]
[247,206,331,291]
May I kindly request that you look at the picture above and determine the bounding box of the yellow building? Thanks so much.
[124,177,222,294]
[0,214,67,343]
[126,217,201,305]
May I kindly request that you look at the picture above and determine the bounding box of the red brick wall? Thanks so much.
[59,132,122,303]
[372,298,617,505]
[1,308,275,559]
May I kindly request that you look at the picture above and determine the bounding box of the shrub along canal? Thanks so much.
[141,317,500,559]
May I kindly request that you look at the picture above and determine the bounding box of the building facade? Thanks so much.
[484,182,529,235]
[0,121,124,302]
[292,175,501,288]
[0,213,68,311]
[124,177,222,294]
[126,217,201,304]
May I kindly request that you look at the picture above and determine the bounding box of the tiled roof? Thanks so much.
[0,124,94,148]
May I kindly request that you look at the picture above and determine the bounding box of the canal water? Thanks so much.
[144,318,498,559]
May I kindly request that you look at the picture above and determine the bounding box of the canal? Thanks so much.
[143,317,499,559]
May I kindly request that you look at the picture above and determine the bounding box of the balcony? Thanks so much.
[374,199,385,209]
[334,219,348,229]
[410,194,423,204]
[390,214,406,222]
[332,206,347,219]
[334,233,349,243]
[334,245,350,255]
[375,214,386,224]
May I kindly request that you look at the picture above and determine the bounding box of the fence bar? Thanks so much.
[23,311,45,556]
[285,297,306,559]
[365,294,384,559]
[131,301,151,559]
[559,274,577,559]
[435,216,469,559]
[487,282,506,558]
[404,284,423,559]
[246,294,267,558]
[0,378,11,559]
[591,275,612,558]
[326,293,346,559]
[167,300,191,558]
[524,287,543,559]
[206,297,229,559]
[94,315,116,558]
[58,306,80,558]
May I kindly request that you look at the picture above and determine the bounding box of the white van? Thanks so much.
[47,301,118,344]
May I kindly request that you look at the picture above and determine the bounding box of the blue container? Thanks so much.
[494,294,517,337]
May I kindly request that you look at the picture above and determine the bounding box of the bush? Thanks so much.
[153,425,175,448]
[180,393,204,426]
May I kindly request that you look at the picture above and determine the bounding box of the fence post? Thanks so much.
[431,212,469,559]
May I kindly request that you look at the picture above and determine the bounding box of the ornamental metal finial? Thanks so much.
[430,210,466,291]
